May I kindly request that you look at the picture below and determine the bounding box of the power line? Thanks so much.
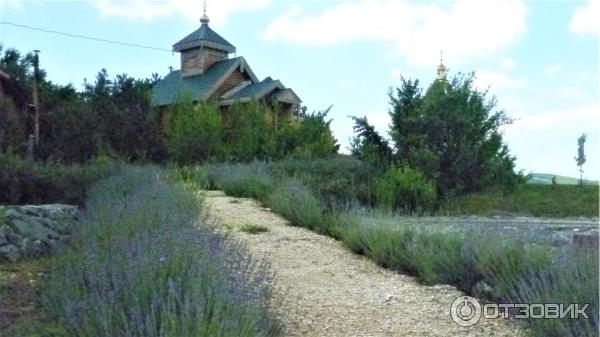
[0,21,172,52]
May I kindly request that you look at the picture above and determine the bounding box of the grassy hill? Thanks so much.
[527,172,598,185]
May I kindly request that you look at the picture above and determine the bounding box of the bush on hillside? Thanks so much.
[207,162,274,202]
[441,184,599,217]
[375,166,436,213]
[268,179,327,233]
[0,153,118,205]
[167,95,223,163]
[271,156,379,207]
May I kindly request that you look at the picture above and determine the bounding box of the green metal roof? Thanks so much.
[151,57,241,106]
[151,58,301,107]
[226,77,283,101]
[173,23,236,53]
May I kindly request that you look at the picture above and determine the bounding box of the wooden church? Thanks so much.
[151,11,302,121]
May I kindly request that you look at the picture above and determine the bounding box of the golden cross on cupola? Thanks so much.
[200,0,210,25]
[437,50,448,81]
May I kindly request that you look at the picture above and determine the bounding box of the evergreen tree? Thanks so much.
[388,74,517,195]
[349,116,392,168]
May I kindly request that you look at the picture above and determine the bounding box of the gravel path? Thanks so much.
[204,191,524,337]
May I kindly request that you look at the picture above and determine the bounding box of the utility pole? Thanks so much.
[32,50,41,146]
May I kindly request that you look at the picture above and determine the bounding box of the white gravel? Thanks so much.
[204,191,525,337]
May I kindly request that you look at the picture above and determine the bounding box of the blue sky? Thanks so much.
[1,0,598,179]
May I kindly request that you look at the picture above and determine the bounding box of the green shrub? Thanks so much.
[442,184,599,217]
[167,164,210,189]
[267,179,327,233]
[208,162,274,202]
[0,153,119,205]
[271,156,379,207]
[167,96,223,163]
[240,224,270,234]
[276,108,339,158]
[375,166,436,213]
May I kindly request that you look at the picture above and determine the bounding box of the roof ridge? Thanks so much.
[172,24,236,53]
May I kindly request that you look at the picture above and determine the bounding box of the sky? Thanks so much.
[1,0,598,179]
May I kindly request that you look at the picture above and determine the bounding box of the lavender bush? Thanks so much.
[508,246,599,337]
[206,162,273,202]
[41,166,280,337]
[343,214,598,337]
[176,161,598,337]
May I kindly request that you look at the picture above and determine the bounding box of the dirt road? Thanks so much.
[204,191,524,337]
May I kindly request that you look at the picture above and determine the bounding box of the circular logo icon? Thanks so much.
[451,296,482,327]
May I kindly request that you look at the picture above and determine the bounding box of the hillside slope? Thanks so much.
[528,173,598,185]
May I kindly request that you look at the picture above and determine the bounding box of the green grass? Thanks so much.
[442,184,599,217]
[240,224,270,234]
[0,257,64,336]
[528,172,598,185]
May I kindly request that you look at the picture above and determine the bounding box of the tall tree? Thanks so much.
[388,78,422,162]
[575,133,587,185]
[382,73,517,195]
[349,116,392,168]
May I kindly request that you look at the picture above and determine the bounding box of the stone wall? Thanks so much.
[0,204,78,262]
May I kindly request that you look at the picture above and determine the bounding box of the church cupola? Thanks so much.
[436,50,448,81]
[172,5,236,77]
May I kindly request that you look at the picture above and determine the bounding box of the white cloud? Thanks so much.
[0,0,22,10]
[570,0,600,34]
[500,57,517,70]
[508,104,599,132]
[264,0,528,67]
[389,67,403,80]
[94,0,271,25]
[367,111,391,134]
[544,64,560,76]
[474,69,527,91]
[558,87,589,101]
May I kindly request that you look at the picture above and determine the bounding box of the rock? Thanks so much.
[0,224,13,237]
[20,238,32,257]
[4,208,23,220]
[573,230,599,249]
[11,218,57,242]
[0,204,78,261]
[37,217,55,228]
[46,204,78,219]
[32,239,48,254]
[551,231,571,247]
[45,218,72,235]
[20,205,45,217]
[0,244,21,262]
[43,238,64,252]
[6,230,22,245]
